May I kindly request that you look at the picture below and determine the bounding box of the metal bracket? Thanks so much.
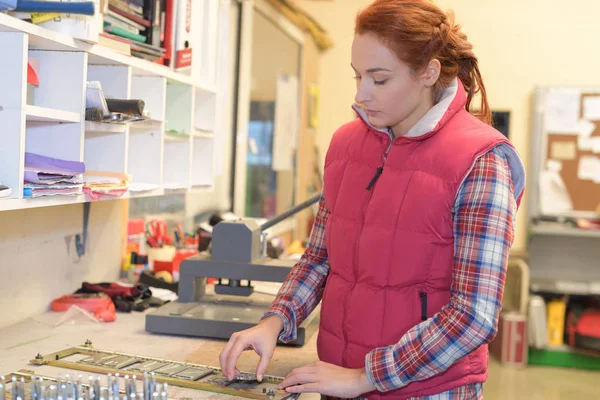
[75,202,91,258]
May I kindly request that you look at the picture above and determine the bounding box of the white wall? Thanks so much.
[185,0,239,220]
[296,0,600,251]
[0,201,123,329]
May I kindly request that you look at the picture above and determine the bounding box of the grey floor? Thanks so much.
[484,358,599,399]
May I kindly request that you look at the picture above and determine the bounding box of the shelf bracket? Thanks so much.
[75,202,91,258]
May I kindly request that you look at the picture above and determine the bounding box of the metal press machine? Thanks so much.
[145,195,322,345]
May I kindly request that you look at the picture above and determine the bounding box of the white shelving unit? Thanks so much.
[0,7,224,212]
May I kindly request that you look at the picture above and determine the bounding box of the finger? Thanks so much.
[278,373,318,389]
[286,383,321,394]
[256,348,274,382]
[219,336,238,372]
[224,338,249,380]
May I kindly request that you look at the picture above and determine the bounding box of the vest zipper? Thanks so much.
[366,130,394,190]
[343,130,394,366]
[419,292,428,321]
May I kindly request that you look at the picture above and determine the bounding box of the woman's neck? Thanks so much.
[391,89,436,138]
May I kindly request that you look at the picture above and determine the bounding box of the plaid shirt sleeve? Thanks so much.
[365,145,517,392]
[262,194,330,343]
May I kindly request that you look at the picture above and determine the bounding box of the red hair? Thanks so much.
[355,0,491,125]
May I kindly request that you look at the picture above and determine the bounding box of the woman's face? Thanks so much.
[351,32,437,136]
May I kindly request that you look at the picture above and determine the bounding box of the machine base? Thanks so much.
[145,291,320,346]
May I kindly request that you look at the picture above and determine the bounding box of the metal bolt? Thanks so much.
[35,353,43,360]
[84,339,93,347]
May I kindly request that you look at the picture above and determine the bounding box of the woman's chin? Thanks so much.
[367,116,388,130]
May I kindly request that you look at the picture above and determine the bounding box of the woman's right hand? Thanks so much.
[219,315,283,382]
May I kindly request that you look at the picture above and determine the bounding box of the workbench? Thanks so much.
[0,310,321,399]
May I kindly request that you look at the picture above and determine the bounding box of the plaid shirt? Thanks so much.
[263,145,517,399]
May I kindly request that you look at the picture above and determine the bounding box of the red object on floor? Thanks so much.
[490,311,528,367]
[51,293,116,322]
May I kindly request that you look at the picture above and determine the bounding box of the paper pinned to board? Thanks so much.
[578,119,596,138]
[579,136,593,151]
[593,139,600,154]
[544,88,581,134]
[272,74,299,171]
[583,96,600,121]
[546,159,563,172]
[578,156,599,181]
[550,141,577,160]
[539,168,573,215]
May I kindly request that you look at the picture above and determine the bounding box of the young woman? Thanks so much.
[220,0,525,399]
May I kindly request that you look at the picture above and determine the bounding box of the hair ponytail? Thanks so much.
[356,1,492,125]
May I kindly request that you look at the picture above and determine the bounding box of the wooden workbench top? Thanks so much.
[0,310,320,399]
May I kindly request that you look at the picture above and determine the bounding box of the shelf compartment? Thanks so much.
[163,140,191,190]
[28,50,87,115]
[26,122,83,163]
[131,76,166,123]
[84,131,128,173]
[165,83,193,135]
[88,65,131,101]
[191,137,215,187]
[194,89,216,132]
[26,105,80,124]
[128,130,162,187]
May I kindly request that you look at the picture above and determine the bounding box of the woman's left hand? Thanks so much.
[278,361,376,398]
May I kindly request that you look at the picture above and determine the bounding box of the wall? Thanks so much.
[0,201,124,329]
[185,0,239,222]
[296,0,600,251]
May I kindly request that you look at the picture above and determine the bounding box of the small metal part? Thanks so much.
[85,339,93,347]
[152,364,188,377]
[19,377,26,399]
[171,367,213,381]
[129,361,169,374]
[101,356,139,370]
[202,374,233,387]
[94,376,102,399]
[235,373,258,382]
[262,388,276,398]
[113,373,120,397]
[0,383,4,400]
[128,375,137,398]
[36,353,43,360]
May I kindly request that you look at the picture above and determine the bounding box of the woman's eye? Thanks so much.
[374,79,388,85]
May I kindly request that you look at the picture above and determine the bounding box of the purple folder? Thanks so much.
[24,152,86,176]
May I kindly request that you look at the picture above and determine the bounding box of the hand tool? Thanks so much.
[0,0,95,15]
[105,99,145,117]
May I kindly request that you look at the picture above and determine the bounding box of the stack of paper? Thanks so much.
[24,153,85,198]
[83,171,131,200]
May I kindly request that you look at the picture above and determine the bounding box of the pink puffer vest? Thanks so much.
[317,80,523,399]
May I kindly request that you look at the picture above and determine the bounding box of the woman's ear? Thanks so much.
[421,59,441,88]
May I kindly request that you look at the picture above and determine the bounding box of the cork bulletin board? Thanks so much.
[533,87,600,216]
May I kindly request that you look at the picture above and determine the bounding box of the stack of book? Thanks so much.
[102,0,168,63]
